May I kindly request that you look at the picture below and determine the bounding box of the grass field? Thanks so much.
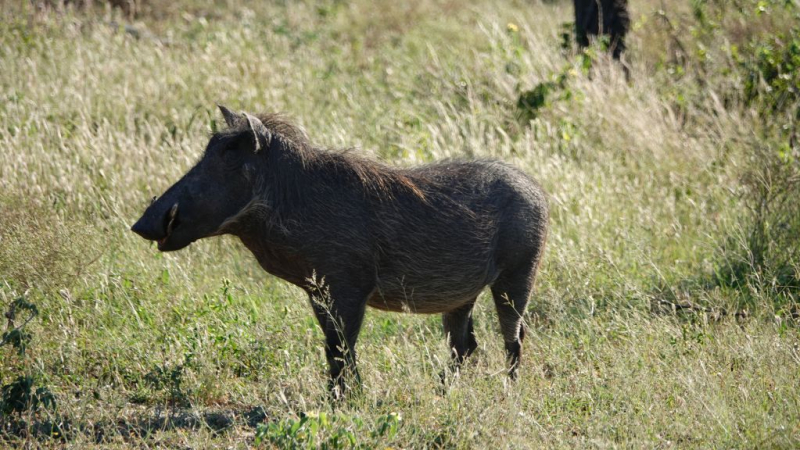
[1,0,799,447]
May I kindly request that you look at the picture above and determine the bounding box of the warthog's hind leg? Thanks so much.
[490,260,537,379]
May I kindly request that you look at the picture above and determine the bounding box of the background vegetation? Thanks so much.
[1,0,798,447]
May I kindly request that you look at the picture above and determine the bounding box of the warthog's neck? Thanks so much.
[236,228,311,289]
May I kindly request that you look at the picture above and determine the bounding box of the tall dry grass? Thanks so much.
[1,0,798,447]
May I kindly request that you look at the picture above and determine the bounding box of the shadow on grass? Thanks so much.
[1,405,269,444]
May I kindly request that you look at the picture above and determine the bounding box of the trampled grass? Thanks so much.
[1,0,799,448]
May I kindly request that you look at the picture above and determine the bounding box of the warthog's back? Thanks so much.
[367,160,548,314]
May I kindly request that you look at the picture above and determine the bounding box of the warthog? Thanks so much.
[132,106,549,395]
[574,0,630,60]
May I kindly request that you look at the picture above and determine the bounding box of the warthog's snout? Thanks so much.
[131,202,180,251]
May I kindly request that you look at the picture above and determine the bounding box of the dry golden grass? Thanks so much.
[1,0,798,448]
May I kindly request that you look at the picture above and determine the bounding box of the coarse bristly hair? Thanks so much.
[240,113,425,202]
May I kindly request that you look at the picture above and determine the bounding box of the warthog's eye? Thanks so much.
[210,134,248,168]
[218,150,246,173]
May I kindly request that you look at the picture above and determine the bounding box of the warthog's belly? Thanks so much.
[366,287,485,314]
[367,248,499,314]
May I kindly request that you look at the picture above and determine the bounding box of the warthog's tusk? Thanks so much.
[166,203,178,235]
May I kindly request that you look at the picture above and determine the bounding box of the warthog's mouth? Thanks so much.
[157,203,179,251]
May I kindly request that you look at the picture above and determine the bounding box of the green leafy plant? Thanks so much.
[1,298,37,356]
[1,297,56,416]
[254,412,401,449]
[517,71,571,123]
[142,362,192,406]
[740,27,800,118]
[1,376,56,416]
[255,412,354,449]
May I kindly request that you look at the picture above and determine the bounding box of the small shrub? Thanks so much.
[715,137,800,307]
[0,376,56,416]
[517,72,571,123]
[255,412,355,449]
[0,298,57,416]
[740,26,800,118]
[254,412,401,449]
[142,362,192,406]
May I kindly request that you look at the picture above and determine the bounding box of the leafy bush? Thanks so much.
[254,412,401,449]
[715,136,800,306]
[0,298,56,416]
[1,376,56,416]
[740,26,800,118]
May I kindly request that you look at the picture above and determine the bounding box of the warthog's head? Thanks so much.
[131,105,270,251]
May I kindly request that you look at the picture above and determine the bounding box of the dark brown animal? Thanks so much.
[131,106,549,396]
[574,0,630,60]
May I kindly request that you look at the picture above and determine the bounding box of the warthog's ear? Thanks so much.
[218,104,243,128]
[243,112,271,153]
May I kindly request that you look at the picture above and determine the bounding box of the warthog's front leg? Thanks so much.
[308,286,369,399]
[440,300,479,385]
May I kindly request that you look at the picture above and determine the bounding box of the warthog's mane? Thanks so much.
[215,113,427,233]
[252,113,425,201]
